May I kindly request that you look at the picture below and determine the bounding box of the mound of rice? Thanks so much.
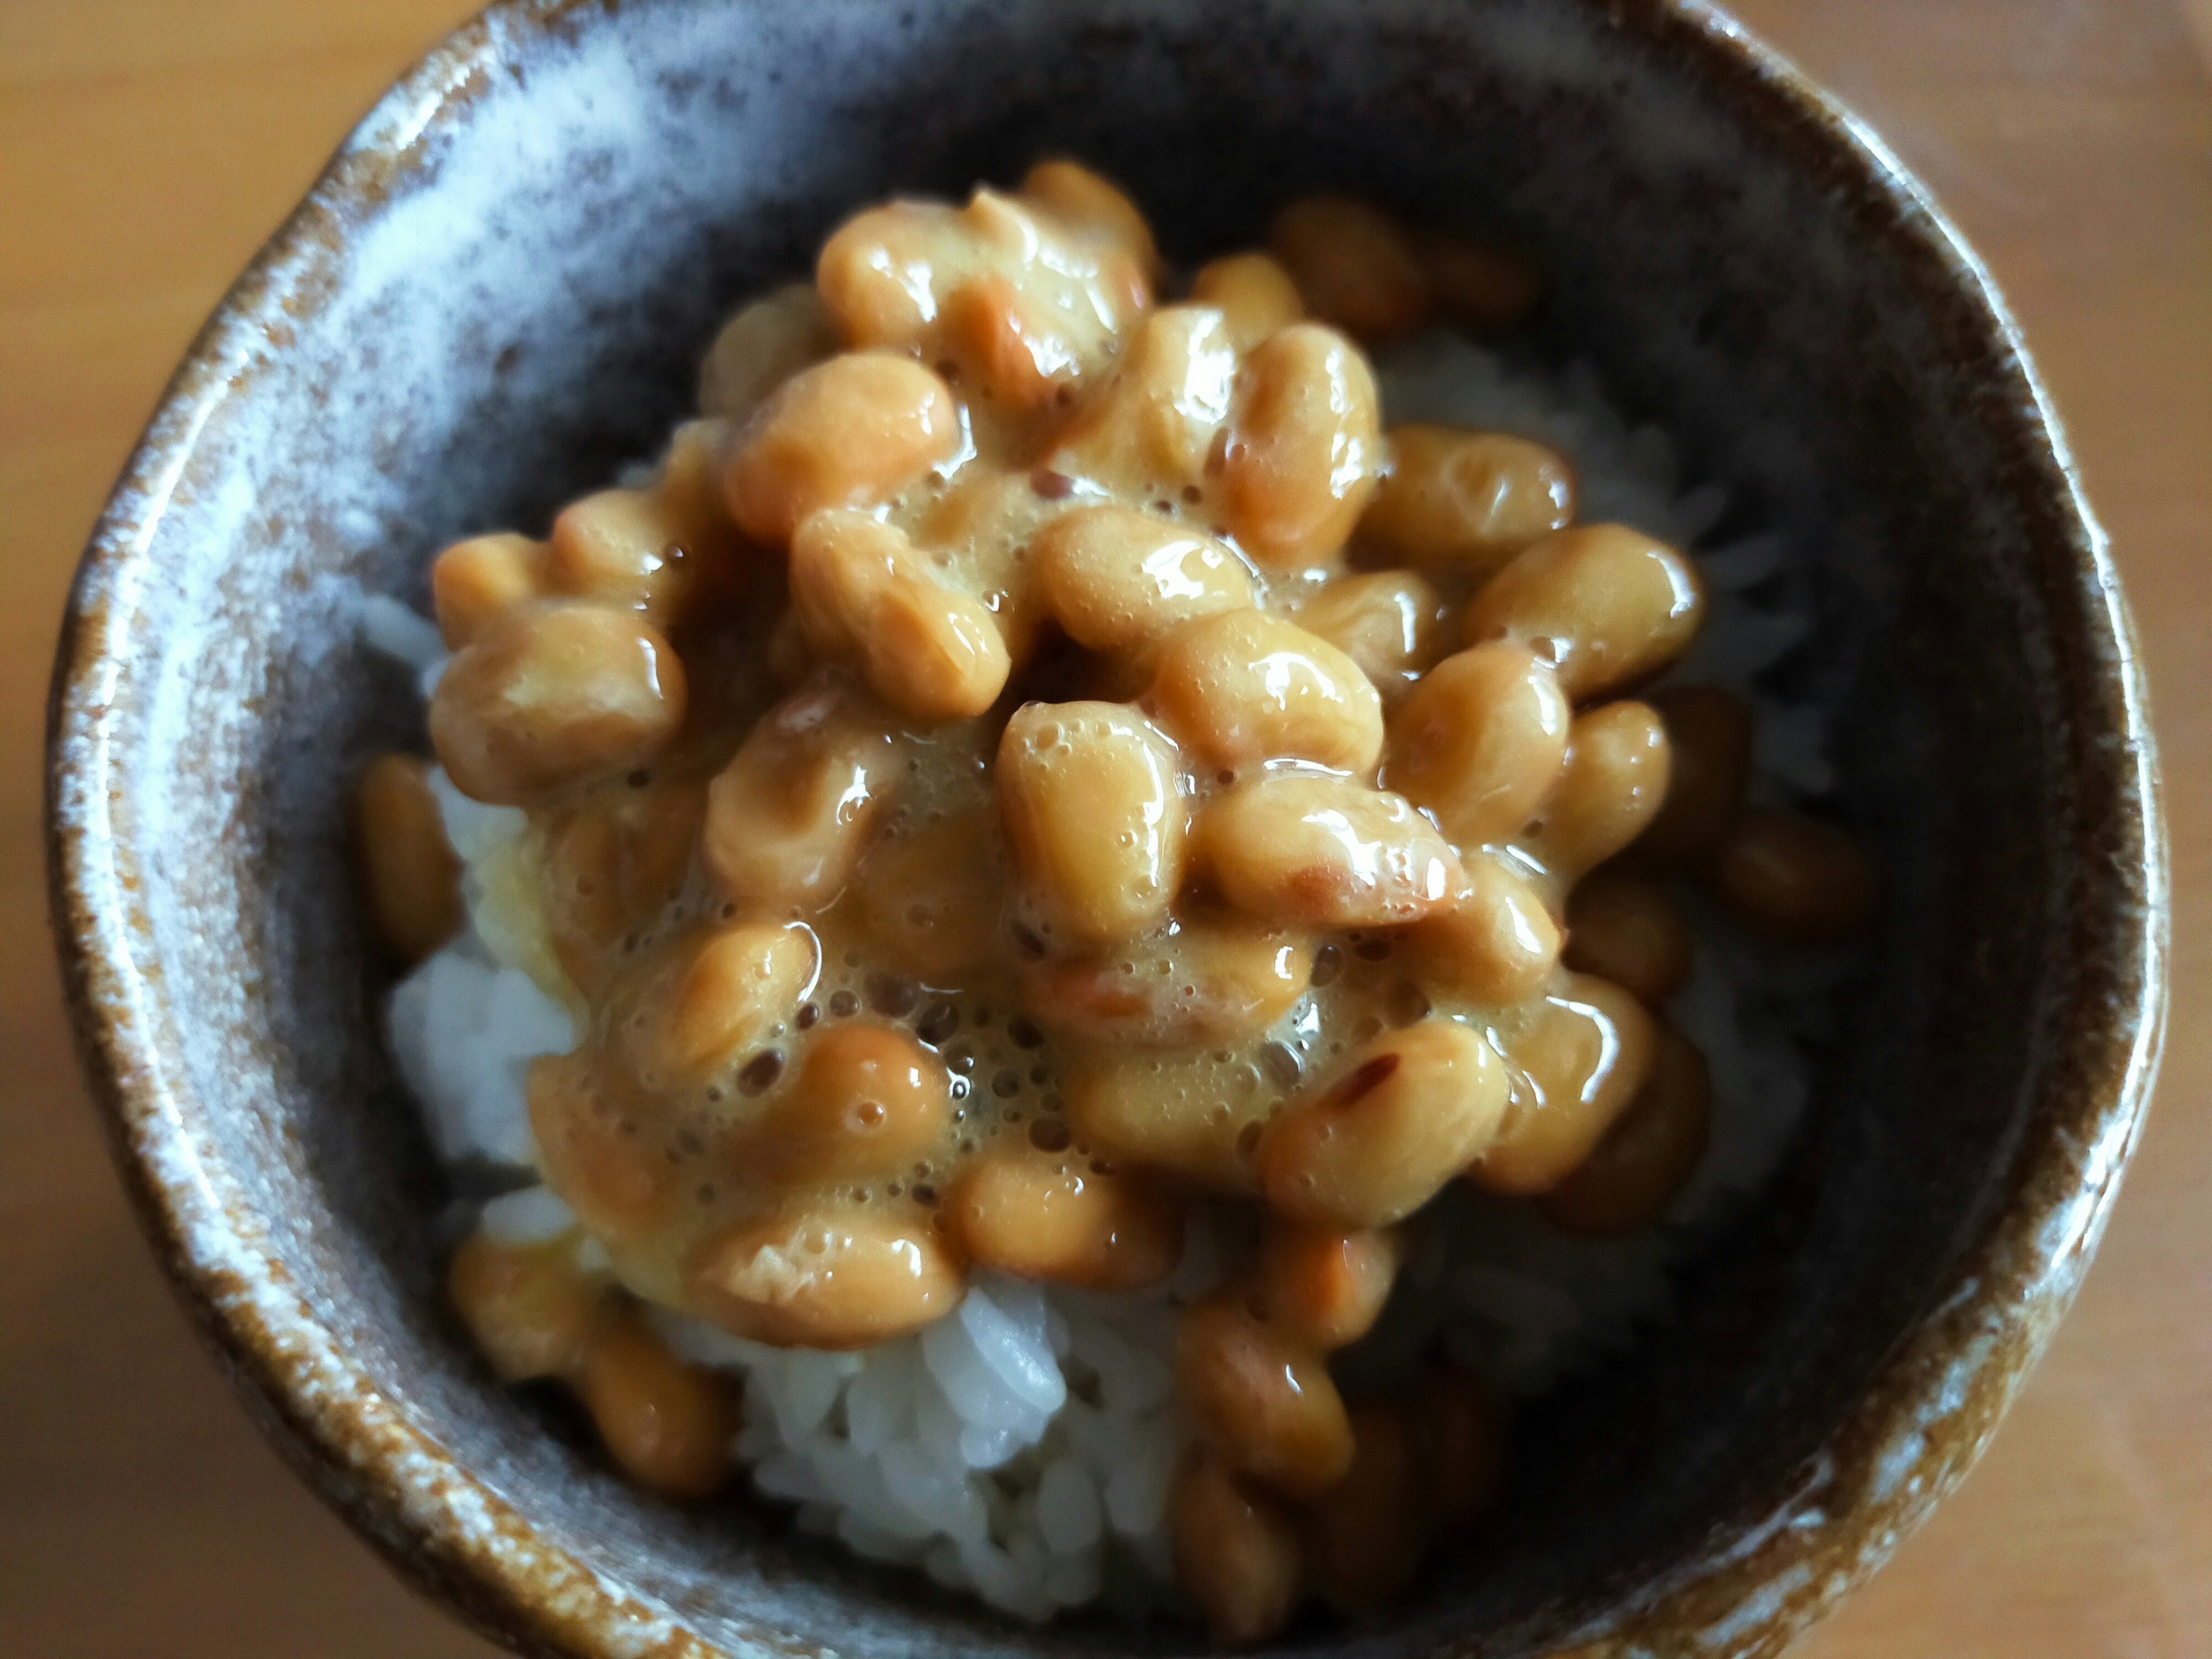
[365,335,1853,1620]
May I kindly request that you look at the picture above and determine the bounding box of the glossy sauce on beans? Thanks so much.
[375,165,1873,1641]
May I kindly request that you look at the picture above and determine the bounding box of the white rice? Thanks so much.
[366,335,1850,1620]
[646,1249,1222,1619]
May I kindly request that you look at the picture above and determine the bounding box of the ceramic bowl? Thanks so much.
[46,1,2166,1654]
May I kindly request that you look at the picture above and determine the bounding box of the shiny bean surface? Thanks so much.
[1190,251,1305,351]
[574,1312,734,1497]
[1199,773,1463,930]
[949,1143,1185,1291]
[1711,808,1878,941]
[698,282,836,422]
[1149,608,1384,774]
[944,274,1078,414]
[1295,570,1449,699]
[790,509,1010,723]
[1408,854,1563,1006]
[1171,1455,1305,1647]
[722,353,961,544]
[431,531,544,648]
[1177,1287,1355,1498]
[999,701,1187,946]
[701,678,903,915]
[1258,1222,1401,1350]
[1268,198,1431,342]
[1048,305,1238,497]
[689,1205,965,1349]
[1260,1018,1511,1228]
[354,753,463,963]
[1543,1024,1711,1234]
[818,191,1146,406]
[1562,869,1692,1005]
[1022,916,1315,1047]
[1474,972,1659,1195]
[1532,701,1673,880]
[654,419,746,575]
[616,923,817,1090]
[1020,158,1162,282]
[816,199,965,348]
[756,1022,950,1184]
[897,464,1060,666]
[541,778,706,994]
[1463,524,1703,702]
[1221,324,1383,568]
[850,809,1005,983]
[1032,505,1256,661]
[447,1232,602,1382]
[1385,641,1571,845]
[1361,426,1575,572]
[430,603,688,805]
[1062,1045,1272,1195]
[528,1053,680,1245]
[547,488,701,624]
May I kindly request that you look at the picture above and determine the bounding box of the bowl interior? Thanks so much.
[51,1,2159,1656]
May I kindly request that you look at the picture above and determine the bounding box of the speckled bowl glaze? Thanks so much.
[47,0,2165,1654]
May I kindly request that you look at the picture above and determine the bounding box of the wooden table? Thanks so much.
[3,2,2206,1652]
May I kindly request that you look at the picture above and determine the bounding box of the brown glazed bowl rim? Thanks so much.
[46,1,2168,1654]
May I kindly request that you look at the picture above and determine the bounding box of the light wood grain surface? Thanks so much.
[3,3,2206,1653]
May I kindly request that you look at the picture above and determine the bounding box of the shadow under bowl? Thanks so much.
[46,1,2165,1656]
